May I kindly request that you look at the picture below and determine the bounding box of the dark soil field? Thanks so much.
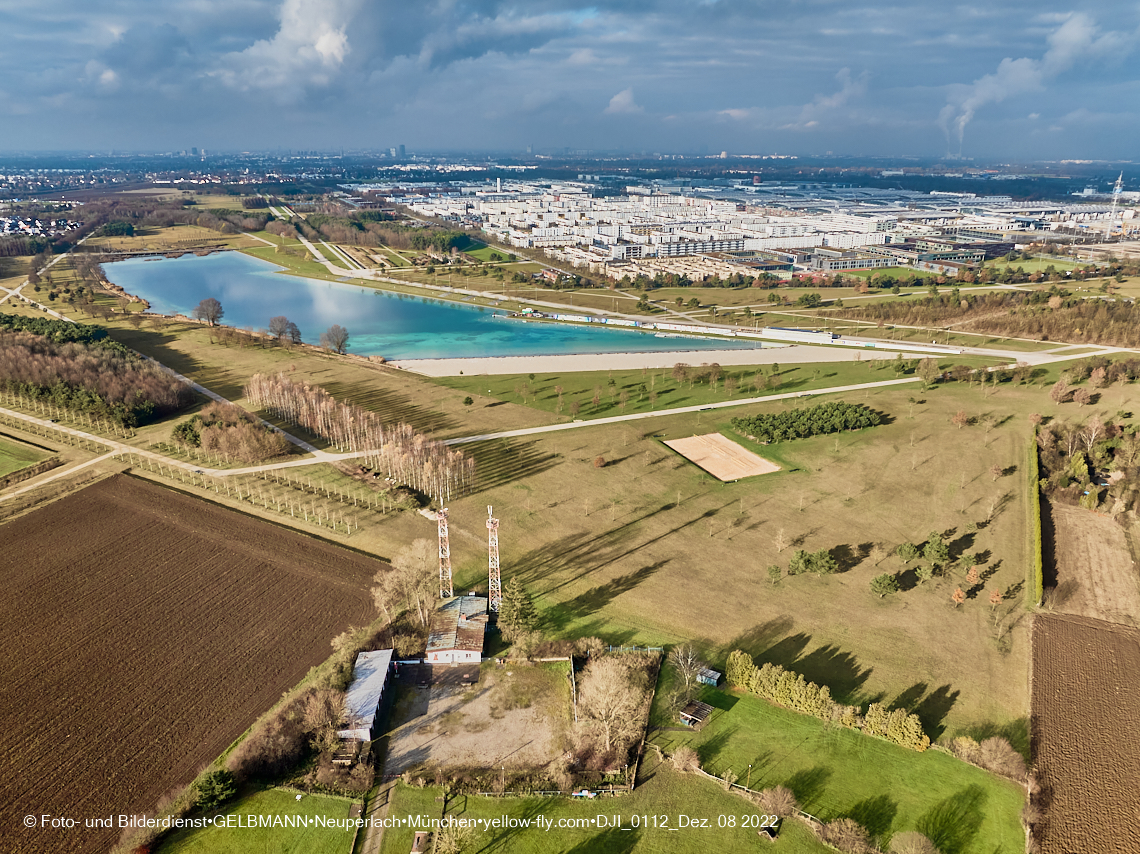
[1031,613,1140,853]
[0,475,380,854]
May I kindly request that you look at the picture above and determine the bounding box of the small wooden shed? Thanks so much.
[679,700,715,729]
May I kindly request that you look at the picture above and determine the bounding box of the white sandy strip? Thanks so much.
[389,345,939,377]
[664,433,779,481]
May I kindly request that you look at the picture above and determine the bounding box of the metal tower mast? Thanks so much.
[487,505,501,612]
[438,508,453,599]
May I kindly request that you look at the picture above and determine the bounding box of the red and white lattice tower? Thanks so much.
[487,505,501,612]
[438,508,453,599]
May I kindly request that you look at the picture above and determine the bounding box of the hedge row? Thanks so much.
[1027,436,1044,608]
[725,650,929,752]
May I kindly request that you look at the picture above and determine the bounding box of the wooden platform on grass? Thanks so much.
[664,433,779,481]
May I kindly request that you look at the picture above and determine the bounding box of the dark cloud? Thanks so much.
[0,0,1138,157]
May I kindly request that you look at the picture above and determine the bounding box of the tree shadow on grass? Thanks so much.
[461,438,562,493]
[695,724,738,769]
[783,765,832,812]
[959,717,1031,762]
[557,560,670,622]
[831,542,873,573]
[477,798,560,853]
[721,617,797,662]
[560,827,641,854]
[758,636,873,706]
[915,785,987,854]
[841,794,898,844]
[889,683,960,741]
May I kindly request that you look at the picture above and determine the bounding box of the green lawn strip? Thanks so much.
[982,256,1081,273]
[156,788,357,854]
[435,358,997,422]
[0,436,49,477]
[379,760,831,854]
[651,687,1024,852]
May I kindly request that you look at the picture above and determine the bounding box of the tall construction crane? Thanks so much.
[438,508,453,599]
[1108,172,1124,240]
[487,505,501,613]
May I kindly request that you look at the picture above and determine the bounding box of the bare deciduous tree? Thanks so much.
[578,656,648,753]
[668,644,706,702]
[192,297,224,326]
[320,324,350,354]
[268,315,290,340]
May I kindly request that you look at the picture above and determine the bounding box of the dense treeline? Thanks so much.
[1037,359,1140,515]
[172,401,290,464]
[244,373,474,502]
[297,212,473,254]
[725,650,929,751]
[0,331,192,426]
[0,313,111,345]
[730,401,883,443]
[834,288,1140,348]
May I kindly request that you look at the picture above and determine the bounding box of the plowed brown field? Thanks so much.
[1032,613,1140,854]
[0,475,380,854]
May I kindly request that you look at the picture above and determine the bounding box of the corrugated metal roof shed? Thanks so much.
[427,596,489,654]
[337,648,393,741]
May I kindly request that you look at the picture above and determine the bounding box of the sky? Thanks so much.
[1,1,1138,159]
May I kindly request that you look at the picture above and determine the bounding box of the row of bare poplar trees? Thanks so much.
[244,372,474,502]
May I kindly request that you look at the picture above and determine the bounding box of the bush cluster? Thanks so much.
[172,401,289,463]
[725,650,929,752]
[730,401,882,444]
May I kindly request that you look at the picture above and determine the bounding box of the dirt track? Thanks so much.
[0,475,380,854]
[1032,613,1140,853]
[1047,503,1140,625]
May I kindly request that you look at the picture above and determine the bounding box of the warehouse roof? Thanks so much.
[337,648,393,741]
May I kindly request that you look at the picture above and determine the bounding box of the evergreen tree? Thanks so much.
[498,577,538,641]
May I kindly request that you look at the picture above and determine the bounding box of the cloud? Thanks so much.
[939,13,1135,153]
[780,68,868,130]
[604,88,642,114]
[213,0,362,92]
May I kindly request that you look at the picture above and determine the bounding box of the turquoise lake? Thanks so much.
[102,252,764,360]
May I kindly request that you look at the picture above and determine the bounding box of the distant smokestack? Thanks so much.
[497,177,501,193]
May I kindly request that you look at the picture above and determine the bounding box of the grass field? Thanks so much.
[157,789,357,854]
[434,357,1000,421]
[93,308,1053,734]
[379,756,833,854]
[0,435,48,477]
[651,683,1025,852]
[983,256,1081,273]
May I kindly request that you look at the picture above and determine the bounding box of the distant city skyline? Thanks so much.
[1,1,1138,159]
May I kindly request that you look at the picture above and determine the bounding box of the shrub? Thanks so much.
[195,770,236,812]
[820,817,874,853]
[756,785,799,818]
[889,830,939,854]
[871,573,899,598]
[670,745,700,773]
